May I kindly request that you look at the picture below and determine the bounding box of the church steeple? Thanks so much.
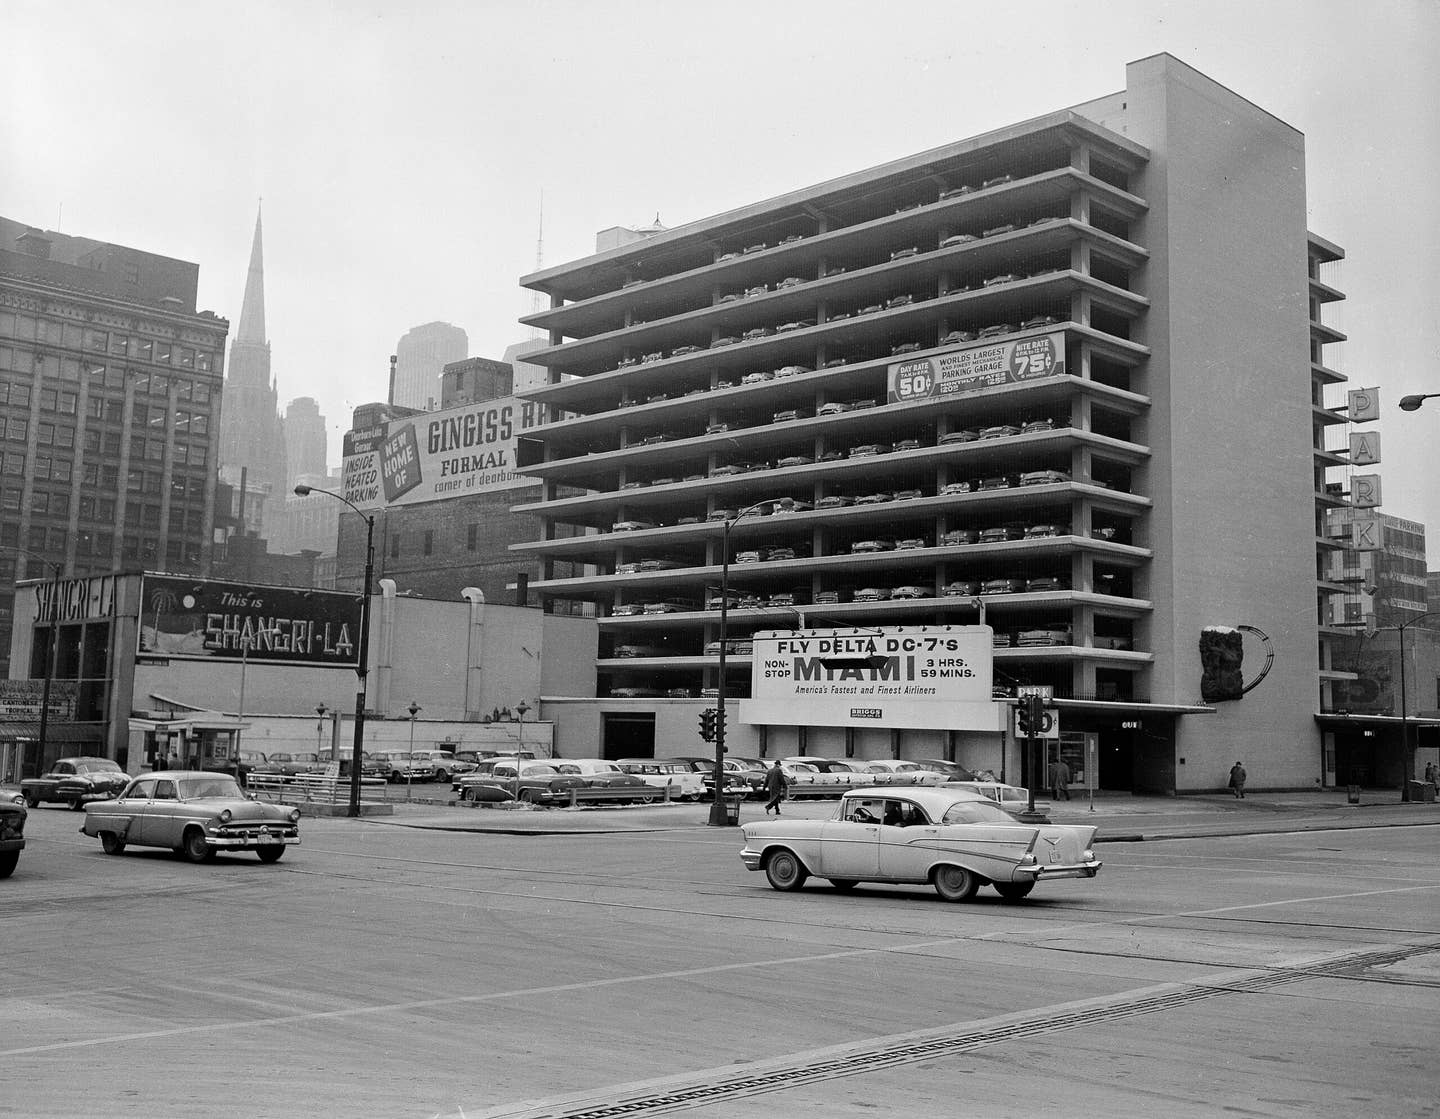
[236,206,266,346]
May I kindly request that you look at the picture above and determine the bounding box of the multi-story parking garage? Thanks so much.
[510,55,1382,794]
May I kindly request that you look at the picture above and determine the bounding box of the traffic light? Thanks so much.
[699,708,717,742]
[1015,700,1030,735]
[1028,695,1043,736]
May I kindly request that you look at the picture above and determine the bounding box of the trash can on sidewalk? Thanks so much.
[1346,785,1361,805]
[723,796,743,825]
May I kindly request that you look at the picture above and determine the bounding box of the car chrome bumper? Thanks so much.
[1017,860,1101,881]
[740,849,762,871]
[209,829,300,848]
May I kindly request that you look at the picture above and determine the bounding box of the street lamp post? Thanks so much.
[316,704,328,757]
[1394,610,1440,801]
[407,701,421,802]
[295,484,375,817]
[513,701,530,805]
[1398,393,1439,411]
[710,499,792,826]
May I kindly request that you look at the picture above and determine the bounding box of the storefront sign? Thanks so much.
[740,626,1001,731]
[29,574,118,623]
[340,395,549,511]
[888,331,1064,403]
[136,575,363,666]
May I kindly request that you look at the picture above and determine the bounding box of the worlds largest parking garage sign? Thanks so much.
[740,626,1002,731]
[888,331,1064,402]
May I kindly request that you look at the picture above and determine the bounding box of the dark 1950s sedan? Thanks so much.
[80,771,300,863]
[22,756,131,810]
[0,798,25,877]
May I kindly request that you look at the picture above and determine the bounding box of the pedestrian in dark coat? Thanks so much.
[1228,761,1247,799]
[763,760,789,815]
[1049,758,1072,800]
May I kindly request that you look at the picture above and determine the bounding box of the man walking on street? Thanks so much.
[1049,757,1072,801]
[763,760,789,815]
[1229,760,1247,799]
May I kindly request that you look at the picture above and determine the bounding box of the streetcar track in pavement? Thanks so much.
[460,940,1440,1119]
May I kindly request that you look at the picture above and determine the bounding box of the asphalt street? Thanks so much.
[6,786,1439,1119]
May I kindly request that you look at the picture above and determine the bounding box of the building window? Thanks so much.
[389,534,400,559]
[191,414,207,435]
[36,422,54,445]
[467,524,478,551]
[5,418,26,442]
[134,338,152,362]
[423,530,433,555]
[3,453,24,475]
[154,343,171,365]
[0,488,18,512]
[40,387,57,410]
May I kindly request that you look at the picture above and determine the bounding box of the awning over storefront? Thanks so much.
[1314,712,1440,729]
[0,721,106,743]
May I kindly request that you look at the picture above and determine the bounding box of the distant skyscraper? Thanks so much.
[392,322,467,410]
[283,396,327,483]
[217,208,287,538]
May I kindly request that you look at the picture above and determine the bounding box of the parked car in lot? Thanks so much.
[548,759,659,803]
[21,757,130,809]
[740,787,1098,900]
[406,750,476,783]
[615,759,706,800]
[369,750,438,783]
[915,759,979,781]
[252,752,322,778]
[0,798,25,877]
[80,771,301,863]
[455,761,587,804]
[948,780,1050,818]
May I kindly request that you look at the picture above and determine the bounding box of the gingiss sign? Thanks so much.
[136,575,364,667]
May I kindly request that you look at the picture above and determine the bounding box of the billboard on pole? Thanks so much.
[741,626,1002,731]
[340,396,549,511]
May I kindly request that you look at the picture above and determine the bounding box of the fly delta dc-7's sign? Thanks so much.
[887,331,1064,403]
[137,575,364,667]
[740,626,1003,731]
[341,396,550,511]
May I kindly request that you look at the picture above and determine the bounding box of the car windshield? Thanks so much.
[178,776,245,799]
[76,759,123,773]
[940,800,1016,825]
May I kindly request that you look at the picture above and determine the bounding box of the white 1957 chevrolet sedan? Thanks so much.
[740,786,1100,902]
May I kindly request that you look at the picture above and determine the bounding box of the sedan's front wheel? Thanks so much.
[932,864,978,902]
[179,828,215,863]
[763,849,808,891]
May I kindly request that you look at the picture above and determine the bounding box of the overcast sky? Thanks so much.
[4,0,1438,561]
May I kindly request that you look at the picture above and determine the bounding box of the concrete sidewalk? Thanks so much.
[348,787,1440,842]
